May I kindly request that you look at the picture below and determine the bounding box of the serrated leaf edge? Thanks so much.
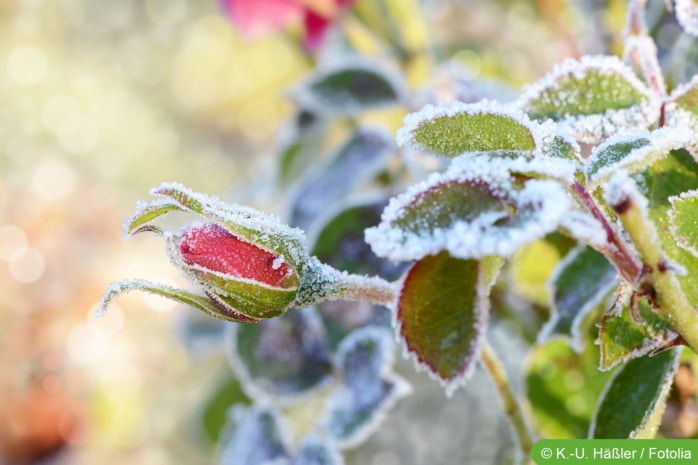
[668,190,698,258]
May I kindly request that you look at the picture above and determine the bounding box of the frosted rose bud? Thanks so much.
[173,223,300,322]
[98,182,392,324]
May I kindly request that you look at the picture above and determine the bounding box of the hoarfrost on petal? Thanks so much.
[219,405,292,465]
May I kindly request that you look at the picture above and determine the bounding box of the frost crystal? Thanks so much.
[518,55,660,143]
[366,158,572,261]
[219,405,291,465]
[396,99,555,157]
[322,327,411,449]
[585,127,693,186]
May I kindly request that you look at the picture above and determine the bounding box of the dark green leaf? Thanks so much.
[397,252,502,395]
[539,245,617,351]
[226,308,333,403]
[322,327,410,448]
[311,199,407,280]
[293,59,402,115]
[366,175,570,261]
[590,349,680,438]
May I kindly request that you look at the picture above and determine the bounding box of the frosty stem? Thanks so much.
[612,192,698,354]
[481,342,536,460]
[572,180,641,281]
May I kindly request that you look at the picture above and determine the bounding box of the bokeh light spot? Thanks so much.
[6,44,48,86]
[31,158,76,201]
[8,247,45,283]
[42,96,81,134]
[0,224,28,261]
[67,324,107,365]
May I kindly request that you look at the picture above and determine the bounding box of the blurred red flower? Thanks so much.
[220,0,356,52]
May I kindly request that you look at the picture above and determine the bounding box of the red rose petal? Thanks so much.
[180,223,294,288]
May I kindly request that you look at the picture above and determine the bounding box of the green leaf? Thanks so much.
[290,128,393,231]
[311,199,407,280]
[293,59,402,115]
[590,349,680,438]
[98,279,260,323]
[526,339,613,438]
[539,245,617,351]
[122,199,187,238]
[634,149,698,307]
[597,288,678,371]
[226,308,333,404]
[396,101,545,158]
[202,375,250,444]
[519,55,659,143]
[366,173,571,261]
[586,127,692,187]
[397,252,503,395]
[151,182,205,213]
[322,327,410,448]
[669,189,698,257]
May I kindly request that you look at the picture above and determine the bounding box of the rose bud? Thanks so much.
[98,182,396,324]
[172,222,300,322]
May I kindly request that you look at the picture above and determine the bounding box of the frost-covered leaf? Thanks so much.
[397,252,503,396]
[677,0,698,36]
[540,131,582,164]
[365,162,571,261]
[122,198,187,238]
[292,58,403,115]
[219,405,291,465]
[290,128,392,231]
[98,279,261,323]
[322,327,410,448]
[396,100,550,158]
[633,149,698,307]
[669,190,698,257]
[538,245,618,351]
[585,127,692,187]
[450,152,578,184]
[597,287,678,371]
[225,307,333,404]
[151,182,206,213]
[590,349,680,438]
[518,55,660,143]
[312,199,407,280]
[666,76,698,159]
[293,435,344,465]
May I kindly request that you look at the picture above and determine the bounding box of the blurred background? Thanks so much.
[2,1,683,464]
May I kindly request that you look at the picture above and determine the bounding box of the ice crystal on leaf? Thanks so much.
[668,190,698,258]
[585,127,693,187]
[321,327,410,449]
[396,99,554,158]
[365,159,571,262]
[518,55,660,143]
[219,405,291,465]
